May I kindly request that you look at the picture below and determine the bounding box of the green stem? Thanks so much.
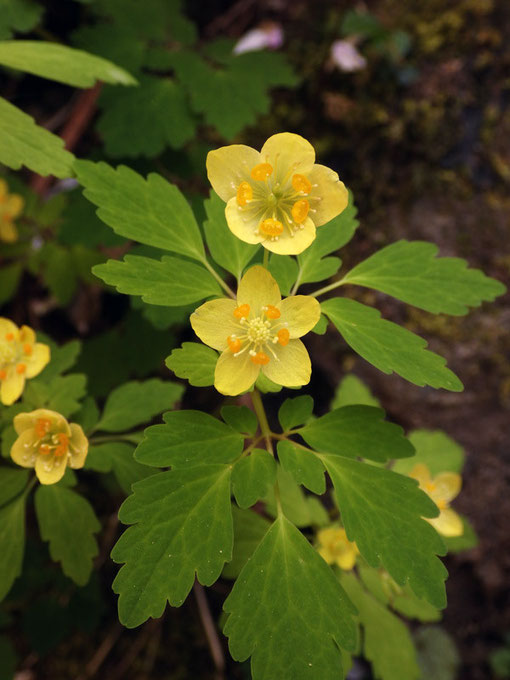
[309,277,347,298]
[202,258,236,299]
[250,389,273,455]
[290,267,303,296]
[263,249,269,269]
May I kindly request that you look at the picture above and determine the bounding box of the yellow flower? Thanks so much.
[190,265,320,395]
[11,409,89,485]
[410,463,463,537]
[317,527,359,570]
[206,132,348,255]
[0,318,50,405]
[0,178,24,243]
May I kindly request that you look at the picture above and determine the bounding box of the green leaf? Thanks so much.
[72,22,145,74]
[74,161,205,260]
[0,467,28,507]
[37,339,81,382]
[220,405,257,436]
[0,0,43,40]
[321,455,447,608]
[343,240,506,315]
[414,626,460,680]
[85,443,154,494]
[322,298,463,391]
[0,634,16,680]
[45,374,87,417]
[97,75,195,157]
[299,405,414,462]
[296,190,359,286]
[204,191,258,279]
[0,97,74,177]
[268,254,299,296]
[74,396,100,434]
[0,493,25,600]
[278,395,314,432]
[0,261,22,306]
[112,465,233,626]
[96,379,183,432]
[393,430,464,476]
[0,40,136,87]
[232,449,276,508]
[264,466,312,528]
[93,255,221,305]
[169,50,298,138]
[222,506,270,579]
[165,342,217,387]
[135,410,244,468]
[341,573,420,680]
[35,486,100,586]
[332,374,380,409]
[224,515,357,679]
[311,314,328,335]
[277,440,325,495]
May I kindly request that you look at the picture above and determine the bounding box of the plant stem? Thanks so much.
[250,389,273,454]
[309,277,347,298]
[290,267,303,296]
[201,258,236,298]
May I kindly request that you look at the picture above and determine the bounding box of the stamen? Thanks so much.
[227,336,242,353]
[39,444,51,455]
[23,343,33,355]
[292,174,312,194]
[291,199,310,223]
[251,163,273,181]
[277,328,290,346]
[260,218,283,237]
[0,370,6,380]
[16,363,26,374]
[264,304,281,319]
[5,333,14,342]
[35,418,51,439]
[234,304,250,319]
[236,181,253,207]
[250,351,270,365]
[54,433,69,457]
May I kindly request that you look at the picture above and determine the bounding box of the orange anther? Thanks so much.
[54,445,66,457]
[292,174,312,194]
[35,418,51,439]
[250,351,270,365]
[234,304,250,319]
[5,332,14,341]
[291,199,310,223]
[250,163,273,181]
[264,305,281,319]
[54,433,69,457]
[0,370,6,380]
[259,218,283,237]
[16,363,26,374]
[39,444,51,456]
[227,336,242,353]
[23,343,33,355]
[277,328,290,346]
[236,181,253,207]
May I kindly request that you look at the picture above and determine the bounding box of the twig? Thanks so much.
[75,622,123,680]
[193,582,226,678]
[109,619,159,680]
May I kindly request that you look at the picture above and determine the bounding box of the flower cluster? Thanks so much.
[0,318,50,405]
[206,132,348,255]
[191,265,320,395]
[410,463,463,537]
[0,178,24,243]
[10,409,89,485]
[316,527,359,570]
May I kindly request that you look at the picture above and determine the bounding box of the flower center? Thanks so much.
[0,341,16,364]
[227,303,289,365]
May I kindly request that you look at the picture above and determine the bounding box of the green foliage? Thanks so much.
[222,506,270,580]
[34,485,100,586]
[112,464,233,626]
[322,298,463,391]
[0,467,28,506]
[393,430,464,476]
[85,443,154,494]
[332,374,381,409]
[0,492,25,600]
[231,449,276,508]
[0,97,74,177]
[414,626,460,680]
[221,405,258,436]
[278,395,314,432]
[0,40,136,87]
[0,0,43,40]
[224,515,357,680]
[0,262,22,306]
[343,240,506,315]
[165,342,217,387]
[277,440,326,495]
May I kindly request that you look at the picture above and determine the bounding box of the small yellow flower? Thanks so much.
[0,178,24,243]
[11,409,89,485]
[190,265,320,395]
[317,527,359,570]
[0,318,50,405]
[410,463,464,537]
[206,132,348,255]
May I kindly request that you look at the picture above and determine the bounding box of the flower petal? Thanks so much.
[225,197,264,245]
[214,349,260,396]
[260,133,315,181]
[429,508,464,537]
[1,367,25,405]
[318,545,335,564]
[6,194,24,218]
[432,472,461,504]
[262,338,311,387]
[14,409,71,435]
[409,463,431,488]
[18,325,35,345]
[308,164,348,227]
[336,546,357,571]
[263,217,316,255]
[25,342,50,378]
[207,144,261,202]
[190,298,239,351]
[237,265,281,312]
[278,295,321,338]
[0,219,18,243]
[35,453,67,485]
[0,317,18,338]
[69,423,89,468]
[10,429,38,468]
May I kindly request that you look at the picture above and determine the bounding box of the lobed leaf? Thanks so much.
[393,429,464,476]
[165,342,217,387]
[220,405,258,436]
[0,0,43,40]
[231,449,276,508]
[0,468,29,507]
[277,440,326,495]
[0,493,25,601]
[85,443,154,494]
[222,506,271,580]
[331,374,381,409]
[278,395,314,432]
